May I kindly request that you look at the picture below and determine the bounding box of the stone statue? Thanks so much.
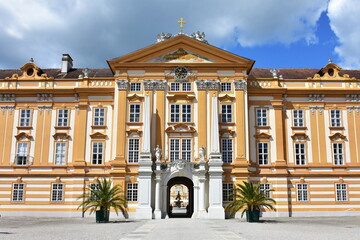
[155,145,162,162]
[199,146,206,161]
[191,31,208,43]
[156,32,172,42]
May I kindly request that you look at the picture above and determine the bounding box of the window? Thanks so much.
[54,142,66,165]
[295,143,306,165]
[221,82,231,92]
[92,142,103,164]
[330,109,341,127]
[297,183,308,201]
[293,109,304,127]
[170,104,191,123]
[170,82,192,91]
[336,183,347,201]
[129,104,140,122]
[170,139,191,162]
[130,82,141,92]
[57,109,69,127]
[127,183,138,202]
[12,183,24,201]
[182,82,191,91]
[221,105,232,123]
[20,109,31,127]
[93,108,105,126]
[260,183,271,198]
[170,82,180,91]
[16,142,28,165]
[258,142,268,165]
[221,139,233,163]
[90,183,99,200]
[223,183,234,201]
[256,108,267,126]
[128,139,140,163]
[51,183,64,202]
[333,143,344,165]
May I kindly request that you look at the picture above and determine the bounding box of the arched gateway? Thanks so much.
[167,177,193,218]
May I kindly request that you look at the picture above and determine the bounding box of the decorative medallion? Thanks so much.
[174,66,189,81]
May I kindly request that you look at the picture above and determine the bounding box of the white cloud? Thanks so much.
[328,0,360,69]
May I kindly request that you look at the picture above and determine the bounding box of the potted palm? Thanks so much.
[225,181,276,222]
[78,178,127,222]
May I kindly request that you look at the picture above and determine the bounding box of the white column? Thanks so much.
[154,160,162,219]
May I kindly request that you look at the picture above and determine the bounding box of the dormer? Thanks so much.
[5,59,53,80]
[308,61,356,81]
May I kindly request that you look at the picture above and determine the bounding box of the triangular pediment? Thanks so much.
[108,35,254,73]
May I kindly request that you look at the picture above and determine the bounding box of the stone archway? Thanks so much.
[167,177,194,218]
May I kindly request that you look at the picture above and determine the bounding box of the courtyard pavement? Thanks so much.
[0,216,359,240]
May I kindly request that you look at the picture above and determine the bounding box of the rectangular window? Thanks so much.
[20,109,31,127]
[170,82,180,91]
[330,109,341,127]
[336,183,347,201]
[221,82,232,92]
[170,104,180,122]
[258,142,269,165]
[128,139,140,163]
[51,183,64,202]
[90,183,99,200]
[222,139,233,163]
[293,109,304,127]
[182,104,191,122]
[129,104,141,122]
[57,109,69,127]
[333,143,344,165]
[170,139,191,162]
[221,105,232,123]
[295,143,306,165]
[93,108,105,126]
[223,183,234,201]
[12,183,24,202]
[182,82,192,91]
[297,183,308,202]
[130,82,141,92]
[260,183,271,198]
[54,142,66,165]
[92,142,103,164]
[16,142,28,165]
[256,108,267,126]
[127,183,138,202]
[181,139,191,161]
[170,139,180,161]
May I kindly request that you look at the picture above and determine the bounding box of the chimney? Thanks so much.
[61,54,73,73]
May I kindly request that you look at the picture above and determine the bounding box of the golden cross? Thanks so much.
[178,17,186,34]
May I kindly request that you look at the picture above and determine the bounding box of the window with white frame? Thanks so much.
[221,139,233,163]
[258,142,269,165]
[221,82,232,92]
[170,104,191,123]
[223,183,234,201]
[12,183,24,201]
[260,183,271,198]
[295,143,306,165]
[170,82,192,91]
[93,108,105,126]
[16,142,28,165]
[90,183,99,200]
[130,82,141,92]
[92,142,103,164]
[129,104,140,122]
[293,109,304,127]
[336,183,347,201]
[330,109,341,127]
[221,105,232,123]
[170,138,192,162]
[297,183,308,201]
[51,183,64,202]
[20,109,31,127]
[256,108,267,126]
[128,139,140,163]
[54,142,66,165]
[127,183,138,202]
[170,82,180,91]
[182,82,192,91]
[57,109,69,127]
[333,143,344,165]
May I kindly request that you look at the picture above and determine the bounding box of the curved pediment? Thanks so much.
[6,61,53,80]
[90,132,107,139]
[329,132,346,141]
[165,123,196,134]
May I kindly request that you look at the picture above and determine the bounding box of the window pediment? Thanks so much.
[291,133,309,141]
[167,94,195,103]
[218,94,235,102]
[15,132,32,141]
[90,132,107,139]
[53,132,71,140]
[329,132,346,141]
[126,129,142,137]
[127,94,144,102]
[165,123,196,134]
[254,132,271,139]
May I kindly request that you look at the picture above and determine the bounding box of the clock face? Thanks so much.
[174,66,188,81]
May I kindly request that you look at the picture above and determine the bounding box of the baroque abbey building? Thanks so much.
[1,32,360,219]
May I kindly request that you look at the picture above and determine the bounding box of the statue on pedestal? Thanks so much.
[155,145,162,162]
[199,146,206,162]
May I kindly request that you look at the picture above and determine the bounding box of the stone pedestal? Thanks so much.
[208,153,225,219]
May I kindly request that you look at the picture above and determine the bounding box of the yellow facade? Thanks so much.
[0,34,360,218]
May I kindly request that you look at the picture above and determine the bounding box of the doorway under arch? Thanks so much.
[167,177,194,218]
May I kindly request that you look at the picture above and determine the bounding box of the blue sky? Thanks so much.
[0,0,359,70]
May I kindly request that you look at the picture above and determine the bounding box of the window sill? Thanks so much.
[17,126,32,130]
[91,125,107,129]
[167,122,194,125]
[291,126,307,130]
[329,126,344,131]
[220,122,235,126]
[255,126,270,130]
[55,126,71,130]
[126,122,143,126]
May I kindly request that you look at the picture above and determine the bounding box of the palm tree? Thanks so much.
[78,178,127,222]
[225,181,276,222]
